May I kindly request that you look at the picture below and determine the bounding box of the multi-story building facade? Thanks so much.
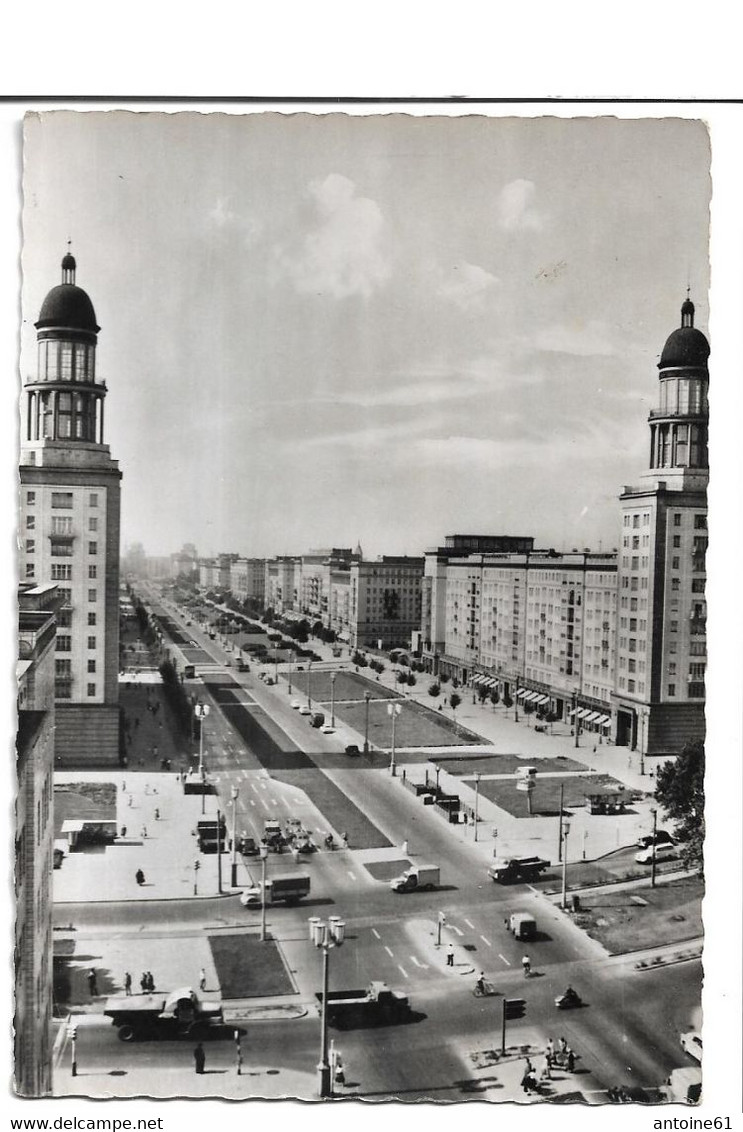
[349,556,425,650]
[230,557,266,605]
[264,556,301,613]
[16,583,61,1095]
[612,296,708,754]
[418,297,708,756]
[19,254,122,765]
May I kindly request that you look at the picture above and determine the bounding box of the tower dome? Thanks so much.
[35,252,99,339]
[658,296,709,371]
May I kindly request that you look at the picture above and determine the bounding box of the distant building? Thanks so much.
[19,253,122,765]
[230,557,266,605]
[264,556,301,613]
[16,584,61,1095]
[347,556,425,650]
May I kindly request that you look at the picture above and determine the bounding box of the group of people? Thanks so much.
[134,970,156,993]
[545,1036,576,1073]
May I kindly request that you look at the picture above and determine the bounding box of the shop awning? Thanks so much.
[583,711,601,723]
[534,693,550,705]
[524,690,540,703]
[596,714,611,727]
[516,688,528,699]
[483,677,496,688]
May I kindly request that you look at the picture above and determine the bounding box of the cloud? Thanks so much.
[497,179,543,232]
[532,319,618,357]
[436,261,500,308]
[207,197,262,242]
[280,174,390,298]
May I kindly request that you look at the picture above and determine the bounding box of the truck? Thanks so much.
[104,986,223,1042]
[390,864,440,893]
[262,819,285,851]
[240,873,311,907]
[316,981,411,1029]
[197,816,226,853]
[507,911,537,940]
[488,856,550,884]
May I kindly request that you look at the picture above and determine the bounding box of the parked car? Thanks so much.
[290,700,302,710]
[634,843,678,865]
[344,744,360,757]
[680,1031,702,1063]
[298,705,312,716]
[321,724,334,734]
[636,829,676,849]
[238,835,258,856]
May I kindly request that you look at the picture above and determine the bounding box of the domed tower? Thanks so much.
[19,253,122,767]
[24,252,106,445]
[613,295,708,761]
[648,294,709,487]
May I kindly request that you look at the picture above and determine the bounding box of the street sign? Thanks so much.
[504,998,526,1019]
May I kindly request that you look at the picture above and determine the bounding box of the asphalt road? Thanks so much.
[104,583,703,1100]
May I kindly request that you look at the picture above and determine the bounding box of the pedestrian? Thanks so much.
[154,808,160,821]
[128,794,133,808]
[558,1035,567,1058]
[148,971,156,992]
[136,868,145,886]
[193,1042,206,1074]
[121,825,127,837]
[334,1053,345,1087]
[342,831,349,848]
[141,826,147,839]
[546,1038,554,1060]
[122,780,126,792]
[446,943,454,967]
[124,971,132,996]
[140,972,148,993]
[544,1052,553,1079]
[87,969,98,997]
[566,1048,575,1073]
[199,967,207,991]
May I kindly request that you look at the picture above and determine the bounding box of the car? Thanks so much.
[238,835,258,856]
[298,705,312,716]
[321,724,334,734]
[634,843,678,865]
[344,744,360,757]
[636,829,676,849]
[680,1031,702,1063]
[290,700,302,710]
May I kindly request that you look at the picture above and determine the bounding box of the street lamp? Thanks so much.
[561,820,572,909]
[572,688,580,748]
[330,672,337,728]
[194,702,210,779]
[308,660,313,710]
[193,858,200,896]
[363,691,371,753]
[387,702,402,776]
[230,786,239,888]
[287,653,293,695]
[259,845,268,942]
[309,915,346,1098]
[650,806,658,888]
[639,708,648,776]
[473,773,481,841]
[434,764,441,795]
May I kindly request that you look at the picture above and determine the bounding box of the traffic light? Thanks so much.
[504,998,526,1020]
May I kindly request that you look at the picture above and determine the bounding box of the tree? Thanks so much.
[428,683,440,698]
[654,740,704,873]
[449,692,461,713]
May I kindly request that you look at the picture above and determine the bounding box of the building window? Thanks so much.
[51,564,72,580]
[87,684,96,697]
[56,681,72,700]
[88,565,97,579]
[25,562,35,578]
[672,557,680,570]
[55,659,71,676]
[670,620,678,632]
[52,491,73,509]
[87,636,96,649]
[691,579,705,593]
[673,514,682,527]
[25,539,35,553]
[673,535,681,548]
[56,635,71,652]
[668,684,676,696]
[694,514,707,529]
[671,578,680,591]
[52,516,73,534]
[87,612,96,626]
[688,683,705,698]
[51,540,73,557]
[87,659,96,673]
[89,493,99,507]
[27,490,36,504]
[88,541,97,555]
[26,515,35,530]
[627,679,635,693]
[57,610,72,628]
[89,517,98,531]
[88,588,97,601]
[668,663,677,675]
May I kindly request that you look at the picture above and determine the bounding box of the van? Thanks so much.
[310,712,326,728]
[508,912,537,940]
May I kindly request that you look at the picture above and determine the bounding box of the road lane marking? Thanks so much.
[464,918,476,930]
[398,965,408,979]
[384,946,394,957]
[371,929,381,940]
[410,956,429,969]
[450,925,464,937]
[498,953,510,965]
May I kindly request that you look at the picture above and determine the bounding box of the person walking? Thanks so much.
[124,972,132,996]
[135,868,145,886]
[558,1035,568,1058]
[146,971,155,992]
[140,972,149,993]
[193,1043,206,1075]
[566,1047,576,1073]
[87,969,98,997]
[446,943,454,967]
[199,967,207,991]
[546,1038,555,1060]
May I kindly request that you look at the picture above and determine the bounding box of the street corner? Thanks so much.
[404,917,475,975]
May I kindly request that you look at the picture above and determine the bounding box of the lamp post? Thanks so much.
[287,652,293,695]
[307,660,313,710]
[561,821,571,909]
[434,764,441,795]
[639,708,647,776]
[363,691,371,753]
[473,773,481,840]
[193,858,200,896]
[230,786,239,888]
[650,806,658,888]
[309,915,346,1098]
[330,672,337,728]
[387,702,402,776]
[194,702,210,779]
[557,782,565,862]
[69,1022,78,1077]
[572,689,580,748]
[259,845,268,942]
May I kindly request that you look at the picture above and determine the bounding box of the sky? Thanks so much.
[21,112,711,560]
